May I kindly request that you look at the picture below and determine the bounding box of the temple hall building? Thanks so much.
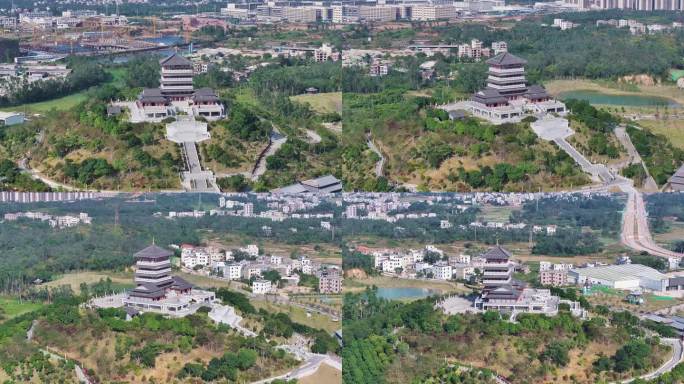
[122,244,215,316]
[462,52,567,124]
[126,53,225,123]
[474,246,571,315]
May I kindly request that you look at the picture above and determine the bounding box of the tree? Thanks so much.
[235,348,257,370]
[540,341,570,367]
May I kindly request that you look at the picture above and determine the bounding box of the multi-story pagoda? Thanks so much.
[475,245,565,315]
[480,245,524,303]
[129,53,225,122]
[159,53,195,100]
[464,52,566,124]
[124,244,212,315]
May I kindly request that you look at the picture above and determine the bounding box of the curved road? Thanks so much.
[619,338,683,383]
[18,158,80,191]
[251,129,287,181]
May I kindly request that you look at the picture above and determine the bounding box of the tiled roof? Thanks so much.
[135,245,173,260]
[159,52,192,67]
[483,245,512,260]
[486,52,527,66]
[470,87,508,105]
[524,84,550,100]
[669,163,684,191]
[171,276,193,291]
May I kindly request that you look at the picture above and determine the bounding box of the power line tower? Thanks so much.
[114,204,120,227]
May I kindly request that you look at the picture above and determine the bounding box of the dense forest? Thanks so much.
[0,193,619,294]
[343,288,670,384]
[511,194,625,232]
[0,283,301,383]
[343,88,590,192]
[343,17,684,82]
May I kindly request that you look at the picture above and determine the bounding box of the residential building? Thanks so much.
[540,270,568,286]
[411,5,459,21]
[252,279,272,294]
[224,263,243,280]
[433,262,453,280]
[319,270,342,293]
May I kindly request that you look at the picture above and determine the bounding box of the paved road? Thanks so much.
[619,338,683,383]
[553,137,614,183]
[251,129,287,181]
[209,304,257,337]
[614,125,658,192]
[530,115,614,183]
[26,323,92,384]
[366,134,385,177]
[251,352,341,384]
[620,185,684,259]
[180,141,219,192]
[18,158,80,191]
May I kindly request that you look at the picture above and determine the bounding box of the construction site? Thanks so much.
[1,14,191,60]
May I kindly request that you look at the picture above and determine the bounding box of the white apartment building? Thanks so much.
[224,263,243,280]
[491,41,508,55]
[301,257,313,274]
[453,264,476,280]
[252,279,272,294]
[358,5,398,22]
[382,257,404,273]
[282,6,323,23]
[331,5,359,23]
[433,263,453,280]
[411,5,459,21]
[242,265,262,280]
[243,244,259,257]
[314,43,338,62]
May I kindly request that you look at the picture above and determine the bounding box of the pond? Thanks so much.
[376,287,436,300]
[558,90,681,108]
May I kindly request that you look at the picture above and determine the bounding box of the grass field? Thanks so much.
[0,92,89,114]
[586,289,684,313]
[44,271,134,293]
[251,300,340,333]
[344,275,468,295]
[639,119,684,149]
[290,92,342,114]
[545,79,684,105]
[477,205,519,222]
[652,219,684,250]
[0,296,44,321]
[0,67,126,115]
